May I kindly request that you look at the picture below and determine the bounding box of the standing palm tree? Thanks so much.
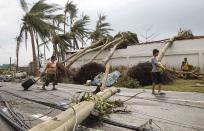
[64,1,90,50]
[70,14,90,49]
[15,36,22,72]
[52,33,73,61]
[64,0,78,34]
[18,0,61,76]
[90,14,113,42]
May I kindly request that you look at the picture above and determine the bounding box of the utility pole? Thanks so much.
[10,57,11,71]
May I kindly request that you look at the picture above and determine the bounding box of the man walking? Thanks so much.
[151,49,165,95]
[42,56,58,90]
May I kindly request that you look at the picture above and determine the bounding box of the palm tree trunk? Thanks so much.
[73,37,79,49]
[64,12,67,34]
[66,44,104,69]
[101,63,110,91]
[103,40,124,65]
[29,87,118,131]
[53,44,58,60]
[16,53,19,73]
[29,28,39,76]
[62,39,103,64]
[157,37,176,62]
[35,32,41,68]
[44,44,46,65]
[16,46,19,72]
[89,38,122,63]
[16,41,20,73]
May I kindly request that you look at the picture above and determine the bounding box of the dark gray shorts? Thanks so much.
[152,72,162,84]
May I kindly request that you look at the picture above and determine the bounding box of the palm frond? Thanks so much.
[19,0,28,12]
[90,14,113,41]
[52,14,65,26]
[65,1,78,20]
[30,0,60,13]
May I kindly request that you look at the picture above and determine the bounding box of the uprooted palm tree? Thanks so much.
[90,14,113,42]
[18,0,61,76]
[66,32,139,69]
[73,32,140,84]
[102,32,139,65]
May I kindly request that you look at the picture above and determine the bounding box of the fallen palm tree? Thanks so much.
[88,32,137,64]
[62,38,104,65]
[66,32,139,69]
[29,87,119,131]
[127,35,177,86]
[102,41,124,65]
[126,32,198,86]
[88,38,120,63]
[101,63,111,90]
[73,32,139,84]
[102,32,139,65]
[66,44,105,69]
[166,68,204,80]
[157,37,176,61]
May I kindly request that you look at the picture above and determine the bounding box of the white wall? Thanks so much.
[67,38,204,73]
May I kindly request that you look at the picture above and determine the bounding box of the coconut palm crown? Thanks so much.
[17,0,61,75]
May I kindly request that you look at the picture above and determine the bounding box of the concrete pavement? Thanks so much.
[0,82,204,131]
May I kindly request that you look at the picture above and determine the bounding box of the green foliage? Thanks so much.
[95,99,124,117]
[65,1,78,21]
[177,28,194,39]
[90,14,113,42]
[145,79,204,93]
[64,1,90,49]
[79,93,124,117]
[114,75,141,88]
[114,31,139,44]
[18,0,62,74]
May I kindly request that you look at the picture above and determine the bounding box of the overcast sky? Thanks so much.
[0,0,204,66]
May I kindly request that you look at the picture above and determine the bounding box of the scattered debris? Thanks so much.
[92,70,121,87]
[192,83,204,87]
[114,75,141,88]
[73,62,105,84]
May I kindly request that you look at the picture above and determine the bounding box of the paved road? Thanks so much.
[0,82,204,131]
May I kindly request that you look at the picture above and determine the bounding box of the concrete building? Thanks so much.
[66,36,204,73]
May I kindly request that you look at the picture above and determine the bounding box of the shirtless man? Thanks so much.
[42,56,57,90]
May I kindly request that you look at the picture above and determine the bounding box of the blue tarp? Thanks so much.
[91,71,121,87]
